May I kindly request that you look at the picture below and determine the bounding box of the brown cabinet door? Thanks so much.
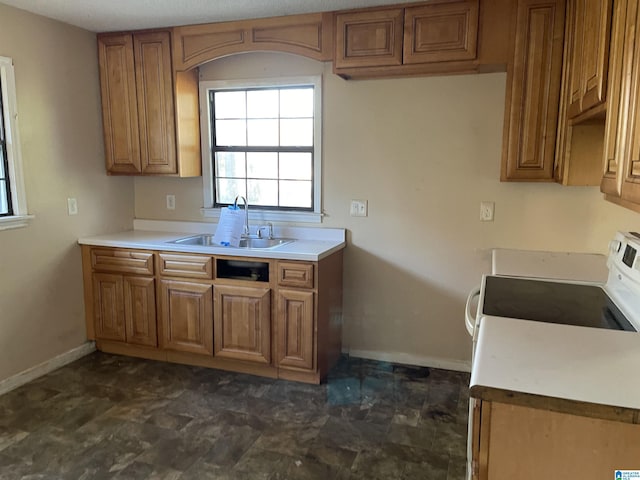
[93,273,126,342]
[97,34,141,174]
[581,0,613,112]
[133,32,177,174]
[601,0,634,196]
[621,1,640,204]
[567,0,585,118]
[403,0,479,64]
[160,280,213,355]
[276,289,315,371]
[501,0,565,181]
[213,285,271,364]
[335,9,404,68]
[124,276,157,347]
[568,0,613,117]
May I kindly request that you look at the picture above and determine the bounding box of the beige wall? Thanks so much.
[0,5,134,381]
[135,52,640,368]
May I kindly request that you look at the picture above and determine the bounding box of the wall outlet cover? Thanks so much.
[350,199,368,217]
[480,201,494,222]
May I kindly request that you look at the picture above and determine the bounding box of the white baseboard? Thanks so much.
[0,342,96,396]
[345,348,471,373]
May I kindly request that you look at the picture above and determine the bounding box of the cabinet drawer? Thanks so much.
[158,253,213,279]
[91,249,154,275]
[277,262,314,289]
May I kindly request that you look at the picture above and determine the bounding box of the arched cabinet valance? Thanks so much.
[171,13,334,71]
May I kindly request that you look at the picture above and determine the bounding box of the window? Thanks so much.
[0,56,30,230]
[200,77,322,223]
[0,75,12,216]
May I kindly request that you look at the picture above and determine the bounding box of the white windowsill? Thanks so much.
[200,208,323,224]
[0,214,34,231]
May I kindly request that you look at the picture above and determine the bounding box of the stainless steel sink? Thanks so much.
[239,237,293,249]
[170,234,217,246]
[169,234,294,249]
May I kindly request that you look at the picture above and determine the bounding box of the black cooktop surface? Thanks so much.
[482,276,636,331]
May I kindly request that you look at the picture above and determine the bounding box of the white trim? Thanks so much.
[345,348,472,373]
[199,75,323,224]
[0,56,30,223]
[0,214,34,231]
[200,207,323,224]
[0,342,96,396]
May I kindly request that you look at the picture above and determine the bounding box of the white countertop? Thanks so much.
[78,228,346,261]
[471,315,640,411]
[492,248,608,283]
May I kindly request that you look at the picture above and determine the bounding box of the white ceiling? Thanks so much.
[0,0,426,32]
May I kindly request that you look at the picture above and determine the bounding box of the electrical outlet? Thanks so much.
[480,201,494,222]
[166,195,176,210]
[67,197,78,215]
[350,199,368,217]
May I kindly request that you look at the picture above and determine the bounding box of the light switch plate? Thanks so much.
[350,199,368,217]
[67,197,78,215]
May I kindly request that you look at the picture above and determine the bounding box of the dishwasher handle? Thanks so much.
[465,286,481,337]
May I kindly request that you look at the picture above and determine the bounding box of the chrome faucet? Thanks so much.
[233,195,250,236]
[257,222,274,239]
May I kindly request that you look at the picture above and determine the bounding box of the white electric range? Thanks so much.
[466,231,640,345]
[463,231,640,480]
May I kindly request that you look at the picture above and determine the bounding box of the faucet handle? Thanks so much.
[257,223,274,239]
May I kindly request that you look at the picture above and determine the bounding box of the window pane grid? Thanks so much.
[0,76,13,217]
[211,85,314,211]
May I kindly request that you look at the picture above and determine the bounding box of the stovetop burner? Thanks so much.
[482,276,636,331]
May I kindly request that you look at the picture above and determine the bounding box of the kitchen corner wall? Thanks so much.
[135,52,639,369]
[0,5,134,382]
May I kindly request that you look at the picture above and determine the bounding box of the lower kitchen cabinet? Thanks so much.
[213,284,271,364]
[276,289,315,371]
[92,273,157,347]
[93,273,126,342]
[123,276,157,346]
[82,246,344,384]
[471,399,640,479]
[159,279,213,355]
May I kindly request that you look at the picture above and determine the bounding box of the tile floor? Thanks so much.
[0,353,470,480]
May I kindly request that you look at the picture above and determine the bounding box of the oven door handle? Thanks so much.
[465,286,481,337]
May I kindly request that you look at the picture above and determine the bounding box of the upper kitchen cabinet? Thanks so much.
[501,0,565,181]
[621,1,640,206]
[334,0,512,79]
[98,31,201,176]
[553,0,609,186]
[334,8,404,68]
[602,0,640,208]
[171,13,334,71]
[566,0,613,120]
[403,1,479,64]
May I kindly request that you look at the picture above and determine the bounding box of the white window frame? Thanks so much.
[199,76,323,224]
[0,56,31,231]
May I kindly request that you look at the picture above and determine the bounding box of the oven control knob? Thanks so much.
[610,240,622,253]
